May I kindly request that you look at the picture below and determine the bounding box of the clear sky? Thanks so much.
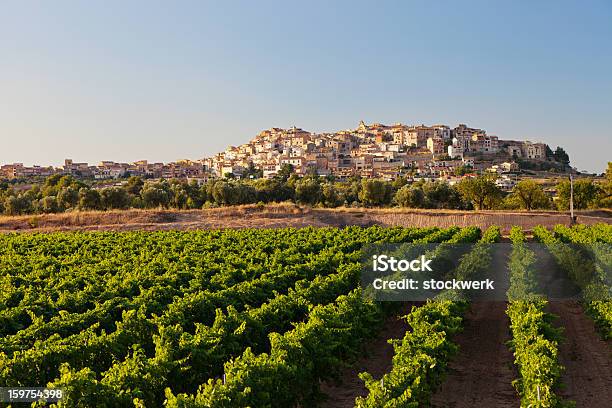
[1,1,610,173]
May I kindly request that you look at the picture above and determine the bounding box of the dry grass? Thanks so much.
[322,206,611,217]
[0,210,177,229]
[203,202,304,216]
[0,203,304,232]
[0,204,609,234]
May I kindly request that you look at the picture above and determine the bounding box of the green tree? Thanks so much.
[141,185,171,209]
[57,175,83,190]
[79,188,102,210]
[391,177,409,190]
[295,177,322,205]
[394,184,425,208]
[57,187,79,210]
[286,174,300,191]
[42,174,63,197]
[100,187,130,210]
[211,181,256,206]
[40,196,59,213]
[276,163,294,182]
[44,174,63,187]
[169,183,189,209]
[321,183,343,207]
[594,162,612,208]
[201,180,216,203]
[23,185,42,206]
[237,183,257,204]
[457,175,502,210]
[552,147,570,166]
[345,177,363,204]
[506,180,551,210]
[422,182,463,209]
[252,179,293,203]
[4,195,33,215]
[212,181,238,205]
[359,179,392,207]
[181,180,204,209]
[125,176,145,196]
[556,178,600,210]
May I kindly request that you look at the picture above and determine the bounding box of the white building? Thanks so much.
[427,137,445,155]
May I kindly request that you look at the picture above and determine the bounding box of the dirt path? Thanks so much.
[430,244,518,408]
[429,300,518,408]
[549,301,612,405]
[534,244,612,406]
[318,303,414,407]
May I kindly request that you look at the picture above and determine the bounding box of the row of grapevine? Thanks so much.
[2,227,441,354]
[0,248,349,385]
[354,226,500,407]
[553,224,612,289]
[136,228,478,406]
[164,289,382,408]
[0,226,468,407]
[355,300,465,407]
[0,229,364,337]
[54,228,467,407]
[506,227,566,407]
[31,265,363,407]
[533,225,612,339]
[553,224,612,245]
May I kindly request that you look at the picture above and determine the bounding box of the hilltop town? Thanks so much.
[208,122,570,184]
[0,122,609,219]
[1,122,572,190]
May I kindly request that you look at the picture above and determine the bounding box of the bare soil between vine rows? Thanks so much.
[548,300,612,406]
[535,244,612,407]
[318,303,415,407]
[430,243,518,408]
[429,301,518,408]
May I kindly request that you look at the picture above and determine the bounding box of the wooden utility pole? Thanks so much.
[569,174,576,225]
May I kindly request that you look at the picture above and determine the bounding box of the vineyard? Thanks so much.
[0,224,610,407]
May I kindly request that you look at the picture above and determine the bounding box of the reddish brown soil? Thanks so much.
[429,301,518,408]
[320,242,523,407]
[536,242,612,408]
[429,242,518,408]
[548,300,612,406]
[534,244,612,406]
[319,303,415,408]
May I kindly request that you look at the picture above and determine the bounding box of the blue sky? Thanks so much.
[1,1,610,172]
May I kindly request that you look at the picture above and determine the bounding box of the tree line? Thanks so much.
[1,163,610,216]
